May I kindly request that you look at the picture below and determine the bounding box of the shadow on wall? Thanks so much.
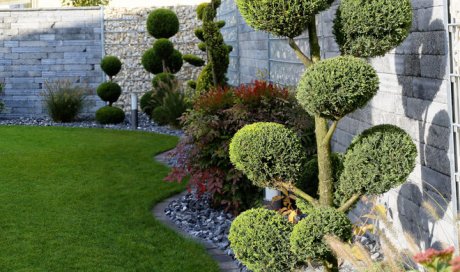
[395,0,453,249]
[0,9,104,118]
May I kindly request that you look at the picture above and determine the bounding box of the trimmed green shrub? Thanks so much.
[198,42,207,52]
[196,2,208,20]
[166,49,184,74]
[146,8,179,39]
[142,48,163,75]
[152,38,174,57]
[151,91,190,128]
[339,124,417,197]
[229,122,307,189]
[140,91,155,117]
[236,0,334,38]
[183,54,205,67]
[96,82,122,106]
[290,207,352,262]
[216,20,226,29]
[333,0,412,58]
[229,208,295,272]
[152,73,176,89]
[195,28,205,41]
[100,56,122,78]
[296,56,379,120]
[195,65,214,95]
[43,80,87,123]
[95,106,125,124]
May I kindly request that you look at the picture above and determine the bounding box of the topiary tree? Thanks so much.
[96,56,125,124]
[183,0,233,95]
[228,0,416,271]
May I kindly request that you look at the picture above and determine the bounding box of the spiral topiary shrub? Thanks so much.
[97,82,122,106]
[100,56,122,78]
[229,122,307,188]
[297,56,379,120]
[95,106,125,124]
[339,124,417,198]
[333,0,413,58]
[290,207,352,262]
[236,0,334,38]
[146,8,179,39]
[228,208,295,272]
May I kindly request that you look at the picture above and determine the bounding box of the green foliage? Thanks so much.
[196,3,208,20]
[42,80,88,123]
[333,0,413,58]
[166,49,184,74]
[229,208,295,272]
[96,82,122,106]
[142,48,163,75]
[195,65,214,95]
[152,73,176,91]
[61,0,108,6]
[140,91,155,117]
[141,73,177,118]
[95,106,125,124]
[216,20,226,29]
[296,56,379,120]
[187,80,197,90]
[100,56,122,78]
[195,28,205,41]
[183,54,205,67]
[152,38,174,57]
[290,207,352,262]
[229,122,307,189]
[339,124,417,197]
[198,42,207,52]
[236,0,334,38]
[146,8,179,39]
[152,90,190,128]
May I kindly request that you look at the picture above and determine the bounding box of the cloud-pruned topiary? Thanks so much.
[236,0,334,38]
[97,82,122,106]
[100,56,122,78]
[146,8,180,39]
[296,56,379,120]
[333,0,413,58]
[95,106,125,124]
[339,124,417,198]
[184,0,232,94]
[229,122,307,189]
[290,207,352,262]
[96,56,125,124]
[228,208,295,272]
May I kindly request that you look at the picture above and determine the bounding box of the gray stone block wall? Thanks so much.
[218,0,457,250]
[0,8,104,118]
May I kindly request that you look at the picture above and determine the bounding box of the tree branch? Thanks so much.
[288,38,313,67]
[338,194,361,213]
[278,182,319,207]
[322,119,340,147]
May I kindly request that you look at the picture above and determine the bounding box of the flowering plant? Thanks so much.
[413,247,456,272]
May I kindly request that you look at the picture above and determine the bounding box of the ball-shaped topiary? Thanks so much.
[95,106,125,124]
[166,49,184,74]
[296,56,379,120]
[97,82,122,105]
[183,54,205,67]
[100,56,122,78]
[339,124,417,198]
[290,207,352,262]
[146,8,179,39]
[229,122,307,189]
[152,38,174,57]
[142,48,163,75]
[333,0,412,58]
[229,208,295,272]
[236,0,334,38]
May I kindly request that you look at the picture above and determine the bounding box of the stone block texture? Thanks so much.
[0,8,104,117]
[218,0,457,250]
[104,6,204,111]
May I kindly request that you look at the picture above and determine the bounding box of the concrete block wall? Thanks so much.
[0,7,104,117]
[218,0,456,250]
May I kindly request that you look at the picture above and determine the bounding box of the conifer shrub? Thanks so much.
[95,106,125,124]
[236,0,334,38]
[96,82,122,106]
[290,207,352,262]
[296,56,379,120]
[229,122,307,189]
[339,124,417,198]
[146,8,180,39]
[333,0,413,58]
[100,56,122,78]
[228,208,295,272]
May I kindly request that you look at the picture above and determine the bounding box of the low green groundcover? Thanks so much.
[0,126,219,272]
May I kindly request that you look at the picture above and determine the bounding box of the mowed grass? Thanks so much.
[0,126,219,272]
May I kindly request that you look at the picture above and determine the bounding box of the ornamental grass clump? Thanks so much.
[43,80,88,123]
[228,0,416,271]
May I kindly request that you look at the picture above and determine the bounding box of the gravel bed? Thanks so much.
[0,113,184,137]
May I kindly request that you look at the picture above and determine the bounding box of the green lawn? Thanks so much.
[0,126,219,272]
